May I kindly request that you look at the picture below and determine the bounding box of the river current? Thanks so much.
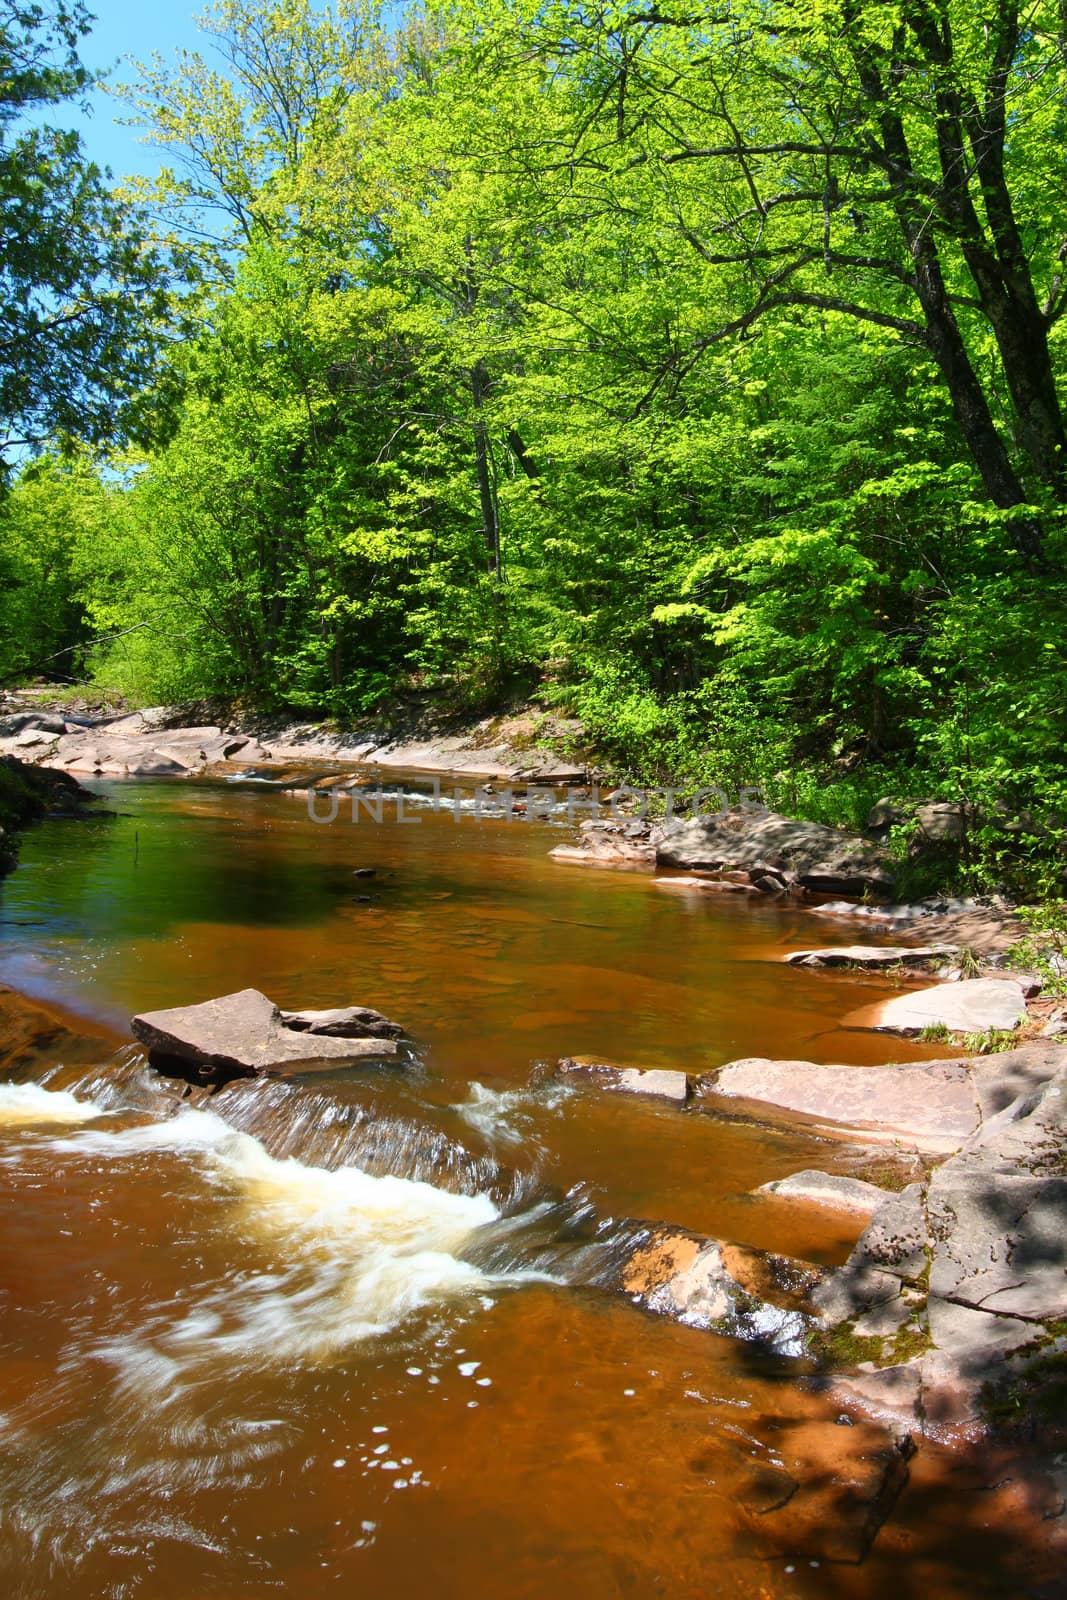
[0,777,1041,1597]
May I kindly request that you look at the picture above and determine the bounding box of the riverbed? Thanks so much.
[0,776,1047,1597]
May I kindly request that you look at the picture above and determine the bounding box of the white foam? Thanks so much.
[0,1081,103,1126]
[50,1105,505,1362]
[453,1079,574,1150]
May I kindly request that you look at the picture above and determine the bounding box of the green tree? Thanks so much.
[472,0,1067,565]
[0,452,111,681]
[0,2,174,465]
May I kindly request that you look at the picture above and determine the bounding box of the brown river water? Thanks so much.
[0,776,1052,1597]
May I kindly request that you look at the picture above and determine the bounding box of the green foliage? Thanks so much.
[1008,904,1067,1000]
[0,453,111,682]
[0,2,178,464]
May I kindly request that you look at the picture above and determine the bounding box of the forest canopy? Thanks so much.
[2,0,1066,874]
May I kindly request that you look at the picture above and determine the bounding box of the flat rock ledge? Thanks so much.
[696,1043,1067,1154]
[849,976,1028,1037]
[697,1056,979,1154]
[784,943,958,969]
[131,988,403,1085]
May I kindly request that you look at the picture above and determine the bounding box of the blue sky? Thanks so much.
[50,3,392,180]
[63,3,213,179]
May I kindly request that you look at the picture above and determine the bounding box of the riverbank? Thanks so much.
[0,754,91,877]
[0,688,591,783]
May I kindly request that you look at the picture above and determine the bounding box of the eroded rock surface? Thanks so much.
[814,1044,1067,1433]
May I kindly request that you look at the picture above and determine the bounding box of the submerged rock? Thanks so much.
[652,809,893,898]
[612,1224,824,1353]
[556,1056,690,1104]
[131,988,402,1083]
[758,1169,890,1217]
[732,1414,914,1565]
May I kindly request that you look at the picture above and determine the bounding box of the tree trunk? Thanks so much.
[471,361,501,580]
[848,25,1051,567]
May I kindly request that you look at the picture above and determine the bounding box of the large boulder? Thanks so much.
[730,1413,913,1565]
[652,809,893,897]
[131,988,402,1083]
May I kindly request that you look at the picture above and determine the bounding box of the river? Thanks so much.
[0,775,1043,1597]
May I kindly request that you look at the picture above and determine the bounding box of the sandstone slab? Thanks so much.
[699,1057,979,1152]
[859,977,1027,1036]
[785,943,957,968]
[758,1169,889,1217]
[132,988,401,1081]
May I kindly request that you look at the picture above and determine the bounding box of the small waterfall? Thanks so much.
[3,1041,782,1338]
[211,1077,536,1210]
[37,1043,183,1114]
[0,1042,584,1341]
[0,1078,104,1125]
